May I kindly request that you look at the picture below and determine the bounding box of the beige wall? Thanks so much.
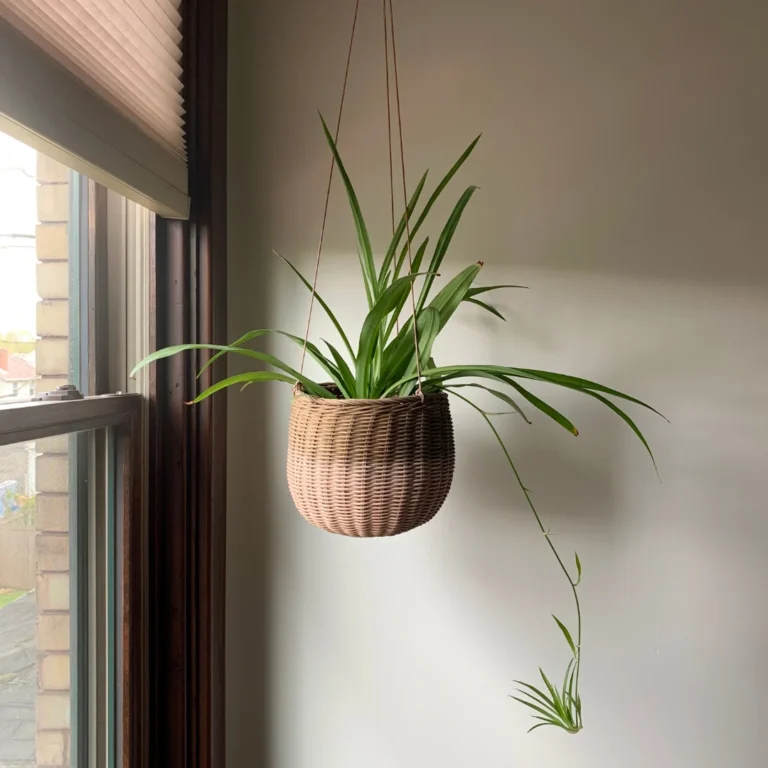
[227,2,768,766]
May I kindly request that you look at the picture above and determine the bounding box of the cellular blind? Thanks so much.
[0,0,188,218]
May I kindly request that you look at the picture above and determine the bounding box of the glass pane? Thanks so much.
[0,427,117,768]
[0,433,74,767]
[0,130,84,401]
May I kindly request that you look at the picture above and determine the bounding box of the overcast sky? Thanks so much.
[0,131,38,337]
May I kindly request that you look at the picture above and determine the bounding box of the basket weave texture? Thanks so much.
[287,386,455,537]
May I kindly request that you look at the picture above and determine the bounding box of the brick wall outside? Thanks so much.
[35,154,71,768]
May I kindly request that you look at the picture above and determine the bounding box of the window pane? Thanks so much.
[0,130,82,400]
[0,426,120,768]
[0,433,74,768]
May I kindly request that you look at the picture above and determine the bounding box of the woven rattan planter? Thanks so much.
[287,385,455,537]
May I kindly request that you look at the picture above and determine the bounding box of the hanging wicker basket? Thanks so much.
[286,385,455,537]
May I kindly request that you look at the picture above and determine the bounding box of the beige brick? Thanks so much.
[37,455,69,493]
[36,338,69,376]
[36,730,66,766]
[37,184,70,223]
[37,534,69,571]
[35,377,68,395]
[36,223,68,261]
[38,615,70,652]
[36,435,69,454]
[36,261,69,300]
[37,300,69,337]
[38,573,69,611]
[39,654,70,691]
[37,154,70,184]
[36,495,69,533]
[37,693,70,730]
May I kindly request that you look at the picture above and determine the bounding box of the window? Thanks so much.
[0,131,146,768]
[1,2,226,766]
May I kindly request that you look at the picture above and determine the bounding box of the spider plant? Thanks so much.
[132,115,664,734]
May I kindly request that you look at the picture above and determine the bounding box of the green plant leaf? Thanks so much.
[193,328,349,398]
[553,616,577,655]
[274,251,355,360]
[510,696,560,722]
[417,186,479,312]
[506,380,579,436]
[389,136,482,284]
[378,308,441,396]
[466,284,529,298]
[581,389,659,472]
[356,274,423,398]
[378,171,429,286]
[323,340,356,398]
[517,369,668,421]
[319,114,377,306]
[527,721,563,733]
[188,372,295,403]
[427,261,483,331]
[396,307,442,396]
[444,383,531,423]
[465,297,506,321]
[131,343,335,399]
[383,237,431,344]
[575,552,582,585]
[514,681,559,712]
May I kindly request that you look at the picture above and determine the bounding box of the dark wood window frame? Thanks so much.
[148,1,227,767]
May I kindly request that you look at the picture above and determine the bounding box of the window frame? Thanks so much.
[0,0,228,765]
[0,393,146,768]
[146,1,227,767]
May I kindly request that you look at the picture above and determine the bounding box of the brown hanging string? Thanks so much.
[383,0,400,335]
[301,0,423,397]
[388,0,423,397]
[383,0,395,236]
[300,0,361,374]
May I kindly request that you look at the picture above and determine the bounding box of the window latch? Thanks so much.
[33,384,84,402]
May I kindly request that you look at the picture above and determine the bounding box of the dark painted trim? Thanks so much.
[147,0,227,766]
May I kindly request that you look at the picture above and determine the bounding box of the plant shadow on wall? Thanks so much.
[134,120,666,735]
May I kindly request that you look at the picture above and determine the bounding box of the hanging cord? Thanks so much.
[388,0,423,397]
[383,0,399,335]
[300,0,361,375]
[383,0,395,235]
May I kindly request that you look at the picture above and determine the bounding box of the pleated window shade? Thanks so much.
[0,1,188,218]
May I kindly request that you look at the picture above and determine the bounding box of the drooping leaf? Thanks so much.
[581,389,658,472]
[466,284,529,298]
[444,383,531,423]
[553,616,577,655]
[465,297,506,321]
[131,342,335,399]
[193,328,349,398]
[188,372,295,403]
[517,368,668,421]
[506,380,579,436]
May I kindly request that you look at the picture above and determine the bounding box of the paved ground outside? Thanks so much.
[0,593,35,768]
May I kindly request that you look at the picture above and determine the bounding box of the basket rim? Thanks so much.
[293,382,448,406]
